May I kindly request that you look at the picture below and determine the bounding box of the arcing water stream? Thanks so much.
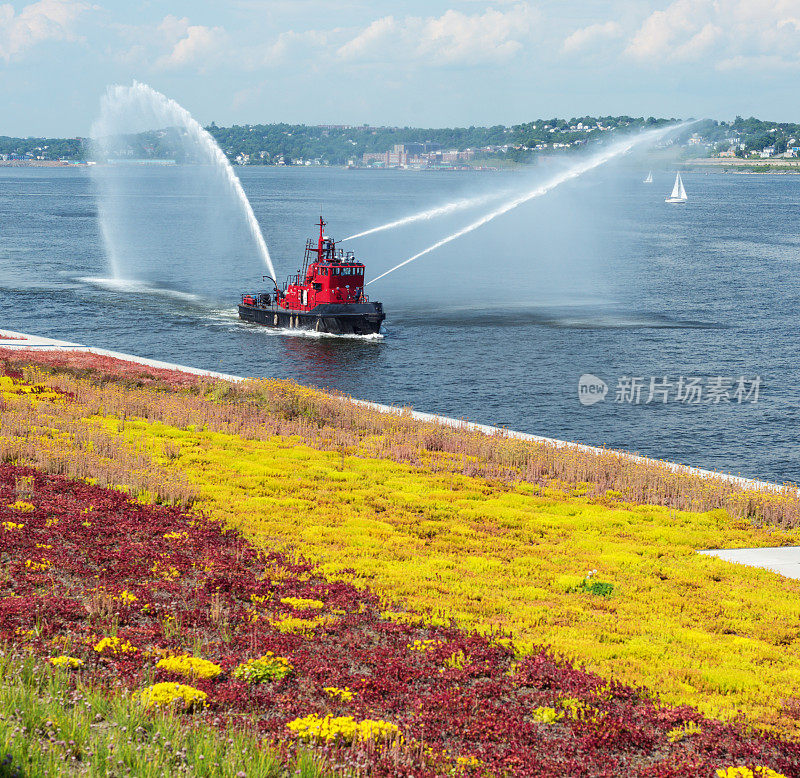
[91,81,276,284]
[366,126,678,287]
[341,190,509,242]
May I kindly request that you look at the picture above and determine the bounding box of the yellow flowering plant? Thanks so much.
[667,721,703,743]
[408,639,441,652]
[323,686,355,702]
[156,654,222,680]
[232,653,292,683]
[113,589,138,604]
[531,706,563,724]
[24,559,51,572]
[280,596,324,610]
[286,714,400,744]
[716,768,788,778]
[269,615,336,636]
[162,531,188,541]
[48,656,84,669]
[93,636,137,655]
[134,682,207,711]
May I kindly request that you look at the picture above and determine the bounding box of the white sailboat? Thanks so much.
[665,172,687,203]
[643,171,653,183]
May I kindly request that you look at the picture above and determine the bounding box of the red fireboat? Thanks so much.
[238,218,385,335]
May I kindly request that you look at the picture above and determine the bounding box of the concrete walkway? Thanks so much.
[700,547,800,580]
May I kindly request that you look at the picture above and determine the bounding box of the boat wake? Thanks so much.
[240,321,384,341]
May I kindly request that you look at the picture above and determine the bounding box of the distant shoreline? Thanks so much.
[0,159,506,172]
[0,160,89,168]
[6,157,800,174]
[683,157,800,173]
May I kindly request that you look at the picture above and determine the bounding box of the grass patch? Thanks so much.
[0,656,291,777]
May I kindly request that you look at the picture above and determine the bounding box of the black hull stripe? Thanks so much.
[238,305,384,335]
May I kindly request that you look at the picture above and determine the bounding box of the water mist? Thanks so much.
[366,126,679,286]
[90,82,276,296]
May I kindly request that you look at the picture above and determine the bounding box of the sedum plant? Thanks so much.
[232,652,293,683]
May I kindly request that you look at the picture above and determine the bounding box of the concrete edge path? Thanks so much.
[4,326,800,581]
[0,329,242,382]
[700,547,800,580]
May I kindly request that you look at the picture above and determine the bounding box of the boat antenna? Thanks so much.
[317,215,326,260]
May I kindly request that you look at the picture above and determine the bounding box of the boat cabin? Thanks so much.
[275,218,367,312]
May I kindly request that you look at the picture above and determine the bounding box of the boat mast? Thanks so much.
[317,216,326,257]
[301,216,326,279]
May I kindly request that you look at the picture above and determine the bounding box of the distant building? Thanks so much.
[387,144,408,165]
[402,142,426,156]
[362,143,449,167]
[362,152,387,166]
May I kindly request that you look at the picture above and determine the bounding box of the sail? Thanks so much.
[644,171,653,183]
[669,173,681,199]
[677,174,687,200]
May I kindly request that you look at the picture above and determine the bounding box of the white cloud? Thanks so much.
[625,0,705,62]
[0,0,90,62]
[259,28,336,66]
[625,0,800,68]
[111,15,227,72]
[716,52,797,70]
[416,6,535,64]
[154,16,226,70]
[337,16,395,62]
[336,4,537,66]
[562,21,623,54]
[674,22,722,60]
[156,14,190,43]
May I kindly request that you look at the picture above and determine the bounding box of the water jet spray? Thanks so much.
[366,125,684,287]
[342,190,510,242]
[91,81,276,283]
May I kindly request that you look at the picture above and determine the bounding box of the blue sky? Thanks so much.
[2,0,800,136]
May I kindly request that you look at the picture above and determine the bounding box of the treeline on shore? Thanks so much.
[4,115,800,166]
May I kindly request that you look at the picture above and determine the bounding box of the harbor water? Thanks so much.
[1,164,798,483]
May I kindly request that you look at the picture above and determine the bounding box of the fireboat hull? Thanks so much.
[238,302,385,335]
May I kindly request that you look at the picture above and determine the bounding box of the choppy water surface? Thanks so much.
[1,165,799,482]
